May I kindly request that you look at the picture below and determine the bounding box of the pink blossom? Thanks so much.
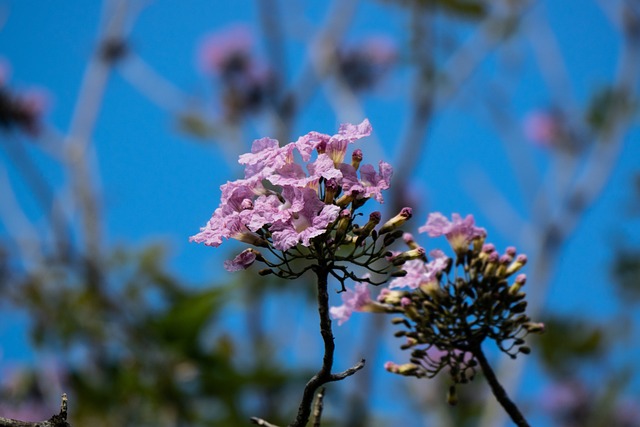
[330,283,373,325]
[294,131,331,161]
[224,249,257,272]
[389,249,448,290]
[523,111,560,147]
[270,200,341,250]
[325,119,373,164]
[197,25,254,75]
[192,119,389,256]
[337,36,397,91]
[418,213,486,253]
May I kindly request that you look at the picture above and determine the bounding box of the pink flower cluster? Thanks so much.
[191,119,393,269]
[330,213,487,324]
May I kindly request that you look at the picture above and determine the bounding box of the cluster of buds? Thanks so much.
[378,214,544,387]
[197,25,277,121]
[192,119,412,287]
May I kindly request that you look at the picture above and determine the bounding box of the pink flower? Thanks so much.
[389,249,448,290]
[418,213,486,254]
[337,36,397,91]
[192,119,391,258]
[224,249,257,272]
[197,25,254,75]
[270,188,341,251]
[330,283,374,325]
[523,111,560,147]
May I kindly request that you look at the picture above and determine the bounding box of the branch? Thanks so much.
[0,394,70,427]
[289,265,365,427]
[472,347,530,427]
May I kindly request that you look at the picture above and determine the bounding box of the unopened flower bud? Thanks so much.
[506,246,517,257]
[324,179,339,204]
[496,254,513,277]
[336,192,355,207]
[351,148,363,170]
[391,317,410,327]
[391,269,408,277]
[403,233,420,250]
[506,254,528,276]
[379,207,413,235]
[258,268,274,276]
[508,283,522,296]
[392,247,426,266]
[383,229,404,247]
[355,211,381,246]
[377,288,405,305]
[518,346,531,355]
[334,209,352,243]
[511,300,528,314]
[524,322,545,333]
[232,231,269,247]
[483,251,500,276]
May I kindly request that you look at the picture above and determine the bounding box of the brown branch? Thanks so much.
[472,346,530,427]
[0,394,70,427]
[289,265,366,427]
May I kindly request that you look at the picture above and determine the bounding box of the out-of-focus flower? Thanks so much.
[196,25,276,120]
[524,110,561,147]
[418,212,486,255]
[0,60,48,135]
[223,248,258,272]
[337,35,397,91]
[388,249,447,291]
[197,25,254,76]
[329,282,385,325]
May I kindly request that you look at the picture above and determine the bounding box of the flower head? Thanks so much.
[418,213,486,254]
[197,25,254,76]
[192,119,395,259]
[330,283,375,325]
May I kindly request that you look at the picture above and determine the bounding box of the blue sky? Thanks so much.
[1,0,640,425]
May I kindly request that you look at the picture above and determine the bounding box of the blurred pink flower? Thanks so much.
[330,282,374,325]
[419,212,486,254]
[523,111,560,147]
[338,35,397,91]
[197,25,254,75]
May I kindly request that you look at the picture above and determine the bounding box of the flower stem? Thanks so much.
[472,345,530,427]
[290,265,364,427]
